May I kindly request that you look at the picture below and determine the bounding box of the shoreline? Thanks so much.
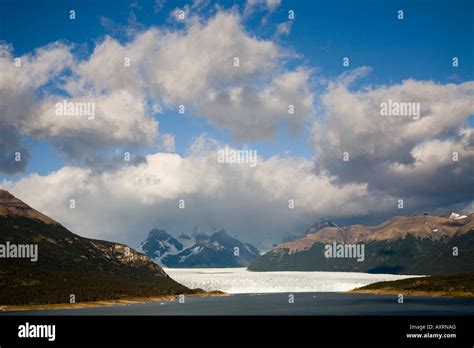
[0,291,228,312]
[349,273,474,298]
[350,289,474,298]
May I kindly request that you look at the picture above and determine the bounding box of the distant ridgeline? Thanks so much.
[138,228,260,268]
[249,214,474,275]
[0,190,194,305]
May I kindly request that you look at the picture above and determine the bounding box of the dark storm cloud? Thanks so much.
[0,126,31,174]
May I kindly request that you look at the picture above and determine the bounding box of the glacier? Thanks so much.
[164,267,421,294]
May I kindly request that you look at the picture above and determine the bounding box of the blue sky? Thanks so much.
[3,0,472,81]
[1,0,473,178]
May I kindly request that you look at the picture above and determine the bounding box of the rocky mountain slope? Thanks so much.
[281,218,339,244]
[249,213,474,275]
[0,190,193,305]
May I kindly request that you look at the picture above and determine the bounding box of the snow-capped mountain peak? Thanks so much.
[138,228,260,268]
[137,229,184,263]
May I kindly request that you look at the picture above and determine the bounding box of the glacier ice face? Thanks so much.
[164,268,420,294]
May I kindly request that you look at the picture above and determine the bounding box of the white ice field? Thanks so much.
[164,268,421,294]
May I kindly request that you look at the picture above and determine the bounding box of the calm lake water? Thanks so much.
[4,293,474,316]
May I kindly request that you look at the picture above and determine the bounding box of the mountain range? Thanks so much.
[249,214,474,275]
[138,228,260,268]
[0,190,194,305]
